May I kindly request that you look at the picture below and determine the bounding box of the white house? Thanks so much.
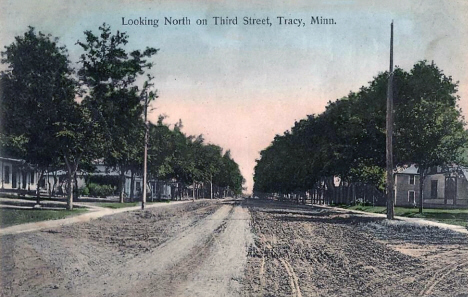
[41,163,173,200]
[0,157,37,192]
[0,155,174,199]
[395,165,468,208]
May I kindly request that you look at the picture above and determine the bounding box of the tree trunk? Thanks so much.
[119,167,125,203]
[63,156,76,211]
[419,169,425,214]
[67,171,73,210]
[157,180,162,200]
[47,169,52,199]
[36,170,45,205]
[175,183,179,200]
[52,172,57,196]
[193,182,196,199]
[323,177,335,205]
[17,170,22,195]
[74,173,79,201]
[170,184,175,201]
[130,170,135,201]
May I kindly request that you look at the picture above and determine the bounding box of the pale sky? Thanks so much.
[2,0,468,193]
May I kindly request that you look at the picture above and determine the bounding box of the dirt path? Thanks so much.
[0,200,253,297]
[0,200,191,236]
[243,199,468,297]
[2,198,468,297]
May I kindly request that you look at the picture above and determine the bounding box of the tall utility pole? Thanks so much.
[142,92,148,210]
[386,21,395,220]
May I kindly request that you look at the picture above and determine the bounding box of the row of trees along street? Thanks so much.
[0,24,244,210]
[253,61,468,213]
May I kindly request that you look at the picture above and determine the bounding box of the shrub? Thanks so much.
[86,175,119,189]
[87,183,115,197]
[80,186,90,196]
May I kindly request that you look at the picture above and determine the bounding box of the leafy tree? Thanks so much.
[187,135,206,198]
[169,125,196,189]
[1,27,77,205]
[55,102,103,209]
[77,23,158,202]
[217,150,244,196]
[146,118,244,199]
[147,119,176,180]
[394,61,468,213]
[199,144,223,198]
[254,61,467,210]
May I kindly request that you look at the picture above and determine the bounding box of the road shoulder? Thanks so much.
[313,204,468,234]
[0,200,193,236]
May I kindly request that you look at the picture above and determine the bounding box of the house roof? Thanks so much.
[0,156,36,169]
[397,164,468,181]
[0,156,25,163]
[397,165,419,175]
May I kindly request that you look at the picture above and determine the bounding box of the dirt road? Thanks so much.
[1,199,468,297]
[244,199,468,297]
[1,200,253,297]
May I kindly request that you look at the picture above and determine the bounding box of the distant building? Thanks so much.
[395,165,468,208]
[0,155,178,199]
[42,164,173,200]
[0,157,37,193]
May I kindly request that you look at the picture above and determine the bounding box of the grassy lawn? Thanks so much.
[96,200,170,209]
[338,205,468,227]
[0,208,88,228]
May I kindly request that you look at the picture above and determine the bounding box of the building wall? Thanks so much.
[396,171,468,208]
[395,174,419,207]
[40,170,154,199]
[123,177,173,199]
[0,159,37,192]
[456,178,468,206]
[1,158,175,199]
[423,173,446,205]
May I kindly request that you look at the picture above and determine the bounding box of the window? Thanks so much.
[409,175,415,185]
[408,191,415,205]
[4,166,9,184]
[431,180,438,199]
